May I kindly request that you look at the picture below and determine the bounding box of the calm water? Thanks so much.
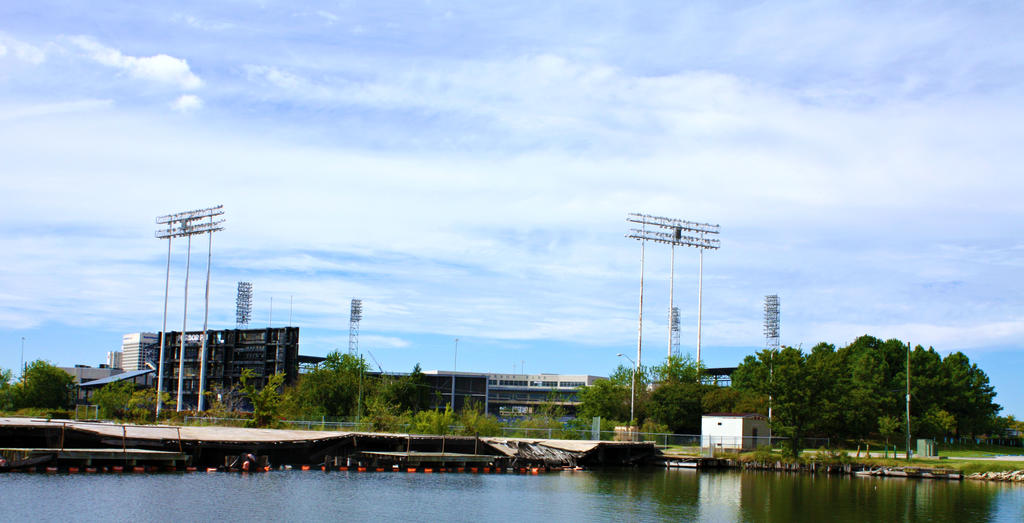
[2,469,1022,522]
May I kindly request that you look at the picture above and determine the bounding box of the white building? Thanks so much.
[106,350,123,370]
[121,332,159,371]
[701,413,771,451]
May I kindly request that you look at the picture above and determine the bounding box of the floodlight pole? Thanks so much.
[626,213,719,369]
[177,234,192,411]
[197,220,213,412]
[697,246,704,365]
[668,244,674,360]
[154,205,224,414]
[636,222,646,384]
[156,237,172,417]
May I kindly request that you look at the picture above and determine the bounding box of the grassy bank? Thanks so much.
[728,448,1024,474]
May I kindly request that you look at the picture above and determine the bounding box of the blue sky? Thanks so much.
[1,1,1023,416]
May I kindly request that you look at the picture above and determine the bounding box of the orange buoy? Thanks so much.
[338,466,349,471]
[301,465,311,471]
[112,466,124,473]
[424,468,434,473]
[132,466,146,473]
[407,467,417,473]
[68,467,79,473]
[357,466,367,472]
[470,467,478,473]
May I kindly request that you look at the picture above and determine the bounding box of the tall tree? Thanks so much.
[942,352,999,436]
[576,379,630,423]
[15,360,74,410]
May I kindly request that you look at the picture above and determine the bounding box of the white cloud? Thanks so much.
[67,36,201,90]
[0,33,46,64]
[174,14,234,31]
[0,99,112,121]
[316,10,340,24]
[360,335,411,349]
[171,94,202,112]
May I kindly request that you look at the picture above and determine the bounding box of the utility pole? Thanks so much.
[906,341,912,460]
[20,337,25,377]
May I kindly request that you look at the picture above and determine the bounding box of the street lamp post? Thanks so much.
[20,337,25,377]
[617,353,636,426]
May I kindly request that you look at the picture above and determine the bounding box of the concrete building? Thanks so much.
[155,327,300,410]
[122,332,160,371]
[701,413,771,451]
[61,365,123,384]
[421,371,604,418]
[106,351,123,370]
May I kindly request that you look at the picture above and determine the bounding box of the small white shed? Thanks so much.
[701,413,770,451]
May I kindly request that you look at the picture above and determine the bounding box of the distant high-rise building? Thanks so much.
[106,350,123,370]
[122,332,160,371]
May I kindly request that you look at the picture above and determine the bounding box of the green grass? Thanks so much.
[940,449,1003,458]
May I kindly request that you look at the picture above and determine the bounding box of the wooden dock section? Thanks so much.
[0,447,189,470]
[855,467,963,480]
[658,455,729,469]
[0,417,657,469]
[355,451,499,468]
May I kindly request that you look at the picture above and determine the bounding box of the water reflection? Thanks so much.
[1,468,1021,522]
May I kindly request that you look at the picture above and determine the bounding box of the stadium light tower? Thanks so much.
[764,294,780,420]
[349,299,362,355]
[236,282,253,328]
[155,205,225,414]
[764,295,780,351]
[627,213,720,366]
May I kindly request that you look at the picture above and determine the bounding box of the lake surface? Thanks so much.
[2,468,1022,522]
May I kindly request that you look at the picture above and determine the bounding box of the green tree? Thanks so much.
[240,369,285,428]
[918,407,957,439]
[288,351,368,418]
[92,380,135,419]
[761,347,823,458]
[128,387,175,422]
[457,400,502,437]
[700,387,766,415]
[646,382,702,433]
[412,404,456,435]
[878,415,901,451]
[364,394,412,433]
[0,368,14,411]
[942,352,999,437]
[653,354,702,384]
[15,360,74,409]
[576,379,630,423]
